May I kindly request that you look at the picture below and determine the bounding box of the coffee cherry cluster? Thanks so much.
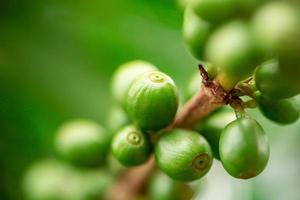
[180,0,300,179]
[111,61,215,181]
[110,0,300,182]
[22,1,300,200]
[109,58,267,182]
[55,0,300,184]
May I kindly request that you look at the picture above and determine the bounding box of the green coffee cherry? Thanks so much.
[183,6,211,60]
[111,60,157,107]
[191,0,261,24]
[127,71,179,131]
[191,0,236,24]
[106,105,129,135]
[148,171,194,200]
[219,118,270,179]
[251,2,300,64]
[257,94,299,125]
[255,60,300,99]
[111,125,152,167]
[78,169,113,200]
[195,107,236,159]
[235,0,262,17]
[23,160,82,200]
[55,119,110,167]
[155,129,213,182]
[205,21,259,87]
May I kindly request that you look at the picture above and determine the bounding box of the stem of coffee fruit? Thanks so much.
[105,65,228,200]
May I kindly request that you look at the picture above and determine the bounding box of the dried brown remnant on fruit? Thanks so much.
[192,152,210,171]
[239,170,257,179]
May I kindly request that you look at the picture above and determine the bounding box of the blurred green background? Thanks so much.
[0,0,300,200]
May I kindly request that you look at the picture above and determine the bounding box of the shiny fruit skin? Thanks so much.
[55,119,110,167]
[127,71,179,131]
[257,94,299,125]
[155,129,213,182]
[148,171,194,200]
[111,125,151,167]
[183,6,211,60]
[111,60,157,107]
[255,60,300,99]
[195,107,236,159]
[205,21,259,81]
[219,118,270,179]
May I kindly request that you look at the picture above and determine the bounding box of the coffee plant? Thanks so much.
[22,0,300,200]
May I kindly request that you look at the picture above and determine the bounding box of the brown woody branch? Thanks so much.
[105,65,228,200]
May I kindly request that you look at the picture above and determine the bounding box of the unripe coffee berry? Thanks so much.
[219,117,270,179]
[111,125,151,167]
[205,21,259,85]
[111,60,157,107]
[155,129,213,182]
[55,119,110,167]
[257,94,299,125]
[22,160,81,200]
[183,6,211,60]
[78,169,113,200]
[127,71,179,131]
[255,60,300,99]
[251,2,300,63]
[195,107,236,159]
[106,105,129,134]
